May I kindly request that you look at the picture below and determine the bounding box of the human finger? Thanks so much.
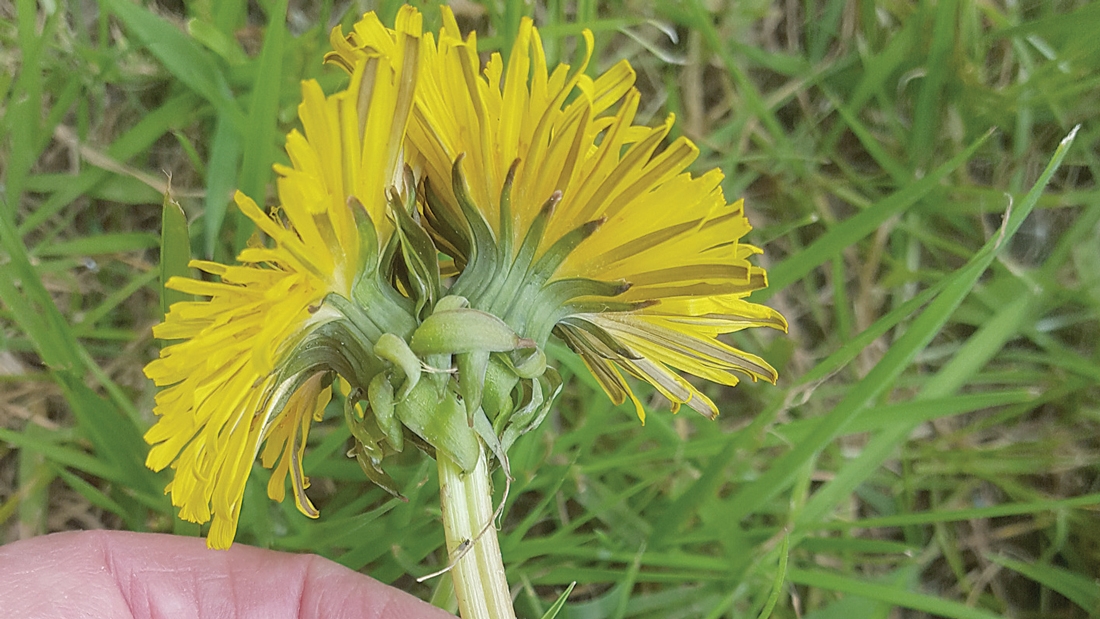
[0,530,454,619]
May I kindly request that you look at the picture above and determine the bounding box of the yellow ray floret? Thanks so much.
[143,9,421,548]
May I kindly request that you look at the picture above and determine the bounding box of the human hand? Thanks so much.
[0,530,455,618]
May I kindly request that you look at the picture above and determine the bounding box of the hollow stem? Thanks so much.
[437,445,516,619]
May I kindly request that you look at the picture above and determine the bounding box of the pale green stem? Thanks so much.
[437,445,516,619]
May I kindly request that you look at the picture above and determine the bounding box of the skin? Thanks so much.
[0,530,455,619]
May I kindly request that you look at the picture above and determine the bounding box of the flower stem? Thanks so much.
[437,445,516,619]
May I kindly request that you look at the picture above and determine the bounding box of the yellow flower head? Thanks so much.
[146,5,787,548]
[402,8,787,421]
[143,7,422,548]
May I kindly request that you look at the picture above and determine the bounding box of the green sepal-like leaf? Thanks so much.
[396,381,479,473]
[514,274,630,344]
[277,319,379,390]
[343,388,376,447]
[553,324,636,412]
[449,156,504,302]
[374,332,421,401]
[472,409,507,467]
[435,294,470,312]
[542,277,631,310]
[527,216,603,286]
[501,368,562,453]
[344,392,405,499]
[422,352,454,393]
[496,159,519,259]
[450,155,498,250]
[389,171,441,320]
[456,350,490,422]
[531,296,642,346]
[411,308,533,356]
[348,197,380,277]
[368,373,403,452]
[322,293,384,345]
[351,441,405,499]
[508,346,546,380]
[422,177,472,267]
[483,192,560,318]
[500,376,542,438]
[481,356,519,421]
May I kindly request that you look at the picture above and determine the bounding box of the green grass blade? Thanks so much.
[0,216,82,373]
[18,94,202,235]
[52,464,132,523]
[755,533,790,619]
[203,112,242,258]
[0,427,120,481]
[794,279,944,386]
[34,232,159,258]
[78,269,160,330]
[235,0,289,246]
[213,0,247,34]
[188,17,250,65]
[610,542,646,619]
[6,0,49,202]
[648,408,776,547]
[825,87,911,184]
[815,493,1100,530]
[761,130,992,300]
[771,390,1034,448]
[986,554,1100,614]
[101,0,243,127]
[538,582,576,619]
[723,127,1079,524]
[17,424,51,537]
[684,0,792,155]
[787,567,1005,619]
[908,0,958,167]
[792,127,1080,530]
[161,190,192,317]
[53,373,159,493]
[793,293,1036,529]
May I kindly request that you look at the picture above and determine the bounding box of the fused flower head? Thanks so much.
[146,5,786,550]
[143,7,422,548]
[397,8,787,421]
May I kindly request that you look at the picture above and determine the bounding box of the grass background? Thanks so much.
[2,0,1099,617]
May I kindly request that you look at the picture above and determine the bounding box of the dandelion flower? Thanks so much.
[402,9,787,422]
[143,7,422,548]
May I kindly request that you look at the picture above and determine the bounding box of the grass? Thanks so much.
[2,0,1098,617]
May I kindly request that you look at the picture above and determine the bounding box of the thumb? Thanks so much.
[0,530,454,619]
